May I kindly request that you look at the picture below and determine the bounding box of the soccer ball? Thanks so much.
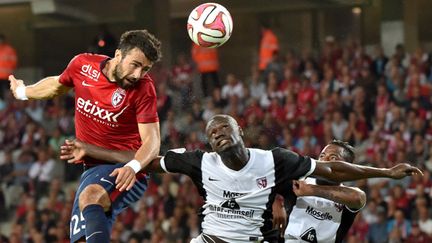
[187,3,233,48]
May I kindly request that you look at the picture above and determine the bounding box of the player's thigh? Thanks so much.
[76,164,121,210]
[78,184,111,211]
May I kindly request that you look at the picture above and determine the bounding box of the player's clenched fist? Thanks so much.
[110,166,137,192]
[9,75,26,100]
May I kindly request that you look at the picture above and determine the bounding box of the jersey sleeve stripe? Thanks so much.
[301,158,316,179]
[160,157,170,173]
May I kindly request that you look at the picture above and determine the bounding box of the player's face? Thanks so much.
[206,117,243,153]
[318,144,344,162]
[113,48,153,89]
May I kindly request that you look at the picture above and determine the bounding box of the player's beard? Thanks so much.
[113,64,138,89]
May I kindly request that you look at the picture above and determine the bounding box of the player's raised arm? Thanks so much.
[292,180,366,209]
[312,160,423,182]
[9,75,71,100]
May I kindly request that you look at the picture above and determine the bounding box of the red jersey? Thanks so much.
[59,53,159,166]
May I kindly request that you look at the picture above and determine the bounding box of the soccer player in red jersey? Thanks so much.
[9,30,162,243]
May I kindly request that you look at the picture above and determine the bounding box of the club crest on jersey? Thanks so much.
[111,88,126,108]
[334,202,344,212]
[256,177,267,189]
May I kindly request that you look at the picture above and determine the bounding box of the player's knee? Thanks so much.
[78,184,111,212]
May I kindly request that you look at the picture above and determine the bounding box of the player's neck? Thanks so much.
[102,59,116,82]
[219,147,249,171]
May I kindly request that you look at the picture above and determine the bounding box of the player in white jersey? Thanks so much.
[60,115,422,243]
[283,140,366,243]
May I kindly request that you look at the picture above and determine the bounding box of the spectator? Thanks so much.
[258,23,279,72]
[0,33,17,99]
[367,206,388,243]
[191,43,220,97]
[28,148,55,198]
[406,222,432,243]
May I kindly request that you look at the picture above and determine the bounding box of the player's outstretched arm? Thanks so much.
[60,139,135,164]
[9,75,71,100]
[111,122,161,191]
[312,161,423,182]
[60,139,165,174]
[292,180,366,209]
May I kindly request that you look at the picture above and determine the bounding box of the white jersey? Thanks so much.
[160,148,316,243]
[285,178,361,243]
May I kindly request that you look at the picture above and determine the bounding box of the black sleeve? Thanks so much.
[162,149,206,199]
[272,147,314,185]
[162,149,204,178]
[335,208,358,243]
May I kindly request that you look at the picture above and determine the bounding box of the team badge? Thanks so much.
[111,88,126,108]
[256,177,267,189]
[334,202,344,212]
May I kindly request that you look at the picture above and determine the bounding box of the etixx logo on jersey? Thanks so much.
[256,176,267,189]
[80,64,101,81]
[111,88,126,108]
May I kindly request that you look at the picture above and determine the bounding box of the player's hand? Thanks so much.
[388,163,423,179]
[59,139,85,164]
[9,75,25,99]
[272,195,287,237]
[110,166,136,192]
[292,180,314,197]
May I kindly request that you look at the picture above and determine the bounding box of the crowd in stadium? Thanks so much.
[1,33,432,243]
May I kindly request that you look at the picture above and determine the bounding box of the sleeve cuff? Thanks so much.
[301,158,316,179]
[160,156,169,173]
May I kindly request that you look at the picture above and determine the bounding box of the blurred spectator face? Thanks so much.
[418,206,429,220]
[411,223,421,236]
[226,74,237,86]
[37,150,48,163]
[394,209,405,223]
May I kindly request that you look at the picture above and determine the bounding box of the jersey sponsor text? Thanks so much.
[80,64,101,81]
[305,206,333,220]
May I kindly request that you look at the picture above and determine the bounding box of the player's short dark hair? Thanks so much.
[329,140,355,163]
[118,30,162,63]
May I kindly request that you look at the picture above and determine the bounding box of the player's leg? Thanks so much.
[69,164,148,243]
[69,165,116,243]
[79,184,111,243]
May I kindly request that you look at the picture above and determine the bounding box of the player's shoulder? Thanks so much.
[69,53,108,65]
[134,74,156,92]
[270,147,298,157]
[76,53,109,60]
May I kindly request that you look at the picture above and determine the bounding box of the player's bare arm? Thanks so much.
[9,75,71,100]
[312,160,423,182]
[60,139,164,173]
[60,139,135,164]
[110,122,161,191]
[272,194,287,237]
[293,180,366,209]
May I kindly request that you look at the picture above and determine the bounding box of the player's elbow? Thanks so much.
[349,190,366,209]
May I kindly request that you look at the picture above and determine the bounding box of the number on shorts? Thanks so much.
[71,212,85,235]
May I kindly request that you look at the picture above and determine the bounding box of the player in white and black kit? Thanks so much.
[283,140,366,243]
[60,114,423,243]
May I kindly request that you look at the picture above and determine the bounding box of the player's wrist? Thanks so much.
[125,159,141,173]
[16,85,28,100]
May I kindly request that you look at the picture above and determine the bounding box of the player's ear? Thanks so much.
[114,49,122,59]
[239,127,244,137]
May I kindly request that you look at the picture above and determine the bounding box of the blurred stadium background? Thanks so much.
[1,0,432,242]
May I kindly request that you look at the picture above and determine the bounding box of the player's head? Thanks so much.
[206,114,245,154]
[112,30,162,89]
[319,140,355,163]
